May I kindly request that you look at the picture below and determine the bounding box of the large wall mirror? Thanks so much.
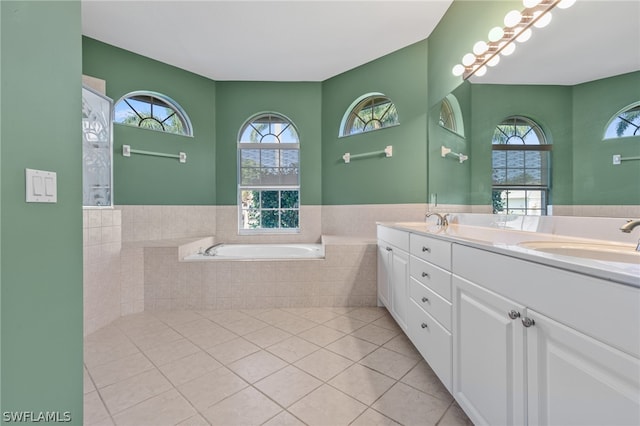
[428,1,640,217]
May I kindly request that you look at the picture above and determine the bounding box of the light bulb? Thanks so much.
[462,53,476,66]
[523,0,542,7]
[533,11,552,28]
[516,28,532,43]
[557,0,576,9]
[475,66,488,77]
[473,41,489,55]
[501,42,516,56]
[452,64,465,77]
[504,10,522,27]
[487,55,500,67]
[488,26,504,42]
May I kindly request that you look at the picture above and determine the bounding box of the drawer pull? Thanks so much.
[421,272,430,278]
[522,317,535,328]
[508,310,521,320]
[421,297,429,303]
[422,246,431,253]
[421,322,428,329]
[386,246,392,252]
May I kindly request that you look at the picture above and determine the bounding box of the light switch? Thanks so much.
[26,168,57,203]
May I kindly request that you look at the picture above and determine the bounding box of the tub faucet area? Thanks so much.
[620,219,640,251]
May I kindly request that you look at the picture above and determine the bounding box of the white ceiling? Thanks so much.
[81,0,639,84]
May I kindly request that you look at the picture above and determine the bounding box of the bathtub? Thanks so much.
[184,243,324,260]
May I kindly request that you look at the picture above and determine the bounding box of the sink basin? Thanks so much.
[518,241,640,263]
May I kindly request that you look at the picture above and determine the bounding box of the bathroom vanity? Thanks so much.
[377,219,640,426]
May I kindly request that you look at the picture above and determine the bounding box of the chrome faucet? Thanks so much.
[426,212,449,227]
[620,219,640,251]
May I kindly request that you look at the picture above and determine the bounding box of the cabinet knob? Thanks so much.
[421,297,429,303]
[421,323,428,329]
[422,246,431,253]
[522,317,535,328]
[422,272,430,278]
[386,247,392,251]
[508,310,521,320]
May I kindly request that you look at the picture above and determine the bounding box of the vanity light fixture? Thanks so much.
[452,0,576,80]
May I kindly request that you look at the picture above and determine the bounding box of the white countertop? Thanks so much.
[378,221,640,288]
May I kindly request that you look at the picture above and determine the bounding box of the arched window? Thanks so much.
[238,113,300,232]
[604,102,640,139]
[114,91,193,136]
[492,116,551,216]
[439,94,464,137]
[339,93,399,137]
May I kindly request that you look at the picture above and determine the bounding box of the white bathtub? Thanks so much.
[184,243,324,260]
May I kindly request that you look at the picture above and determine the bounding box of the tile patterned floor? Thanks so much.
[84,307,473,426]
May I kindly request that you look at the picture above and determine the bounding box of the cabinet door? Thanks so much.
[527,310,640,426]
[377,243,391,308]
[390,247,409,331]
[452,276,526,426]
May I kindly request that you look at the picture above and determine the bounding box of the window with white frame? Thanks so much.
[339,93,399,137]
[492,116,551,216]
[114,91,193,136]
[604,102,640,139]
[238,113,300,232]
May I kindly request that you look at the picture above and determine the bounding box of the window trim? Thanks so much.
[339,92,400,138]
[439,94,465,138]
[603,101,640,140]
[237,112,301,234]
[113,90,193,137]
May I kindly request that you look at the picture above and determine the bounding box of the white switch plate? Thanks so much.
[613,154,621,165]
[26,168,57,203]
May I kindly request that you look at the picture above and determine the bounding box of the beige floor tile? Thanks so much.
[159,350,222,386]
[267,336,320,363]
[297,325,346,347]
[372,382,450,426]
[438,401,474,426]
[262,411,305,426]
[222,317,269,335]
[325,335,378,362]
[253,309,299,325]
[323,316,368,334]
[400,360,453,402]
[99,369,173,415]
[176,413,211,426]
[255,365,322,407]
[359,347,419,380]
[344,307,388,323]
[205,337,260,364]
[351,408,401,426]
[273,316,318,334]
[297,308,341,323]
[84,338,140,369]
[186,325,238,349]
[205,310,254,326]
[129,327,183,351]
[350,324,399,346]
[227,350,288,383]
[242,325,292,348]
[152,310,204,327]
[371,314,402,332]
[84,390,111,425]
[143,338,200,366]
[177,367,247,410]
[329,364,396,405]
[325,307,357,314]
[294,348,353,381]
[382,333,422,360]
[172,318,219,337]
[88,352,154,389]
[288,384,367,426]
[84,367,96,394]
[112,389,196,426]
[202,387,281,426]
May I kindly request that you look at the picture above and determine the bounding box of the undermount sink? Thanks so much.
[518,241,640,263]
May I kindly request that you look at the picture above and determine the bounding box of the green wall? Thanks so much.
[1,1,83,422]
[321,40,429,205]
[82,37,217,205]
[573,71,640,205]
[215,82,322,206]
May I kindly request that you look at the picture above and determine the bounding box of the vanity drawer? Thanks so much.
[410,233,451,270]
[410,256,452,301]
[377,225,409,252]
[408,298,452,392]
[409,277,452,331]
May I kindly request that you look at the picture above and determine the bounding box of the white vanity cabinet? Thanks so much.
[452,244,640,426]
[377,226,410,331]
[407,233,453,392]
